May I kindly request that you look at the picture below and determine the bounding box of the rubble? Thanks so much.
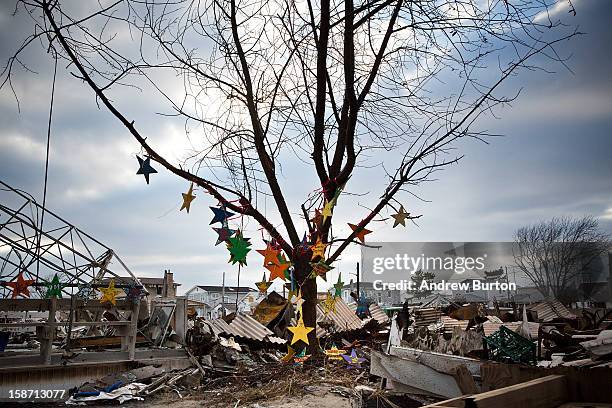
[2,264,612,408]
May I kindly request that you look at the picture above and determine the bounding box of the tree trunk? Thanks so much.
[292,253,319,353]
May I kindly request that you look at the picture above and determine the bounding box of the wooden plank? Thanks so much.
[422,395,470,407]
[70,335,147,348]
[467,375,567,408]
[0,298,135,311]
[0,321,130,327]
[452,364,479,394]
[127,299,140,359]
[41,298,56,365]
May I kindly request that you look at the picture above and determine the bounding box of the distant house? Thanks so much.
[340,281,401,306]
[185,285,258,317]
[513,286,546,305]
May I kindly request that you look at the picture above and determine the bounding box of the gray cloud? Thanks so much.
[1,0,611,293]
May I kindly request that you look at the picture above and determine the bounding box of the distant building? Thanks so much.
[340,281,401,306]
[185,285,258,317]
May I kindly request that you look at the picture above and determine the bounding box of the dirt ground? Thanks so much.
[120,385,355,408]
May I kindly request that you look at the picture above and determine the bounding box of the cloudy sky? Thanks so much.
[0,0,611,295]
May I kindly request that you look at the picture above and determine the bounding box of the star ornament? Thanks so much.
[124,283,145,300]
[310,260,333,281]
[310,208,322,227]
[293,348,311,367]
[226,231,251,266]
[99,279,123,305]
[180,183,196,213]
[293,290,305,312]
[348,223,372,243]
[310,237,328,260]
[333,274,344,297]
[255,272,272,293]
[324,344,344,361]
[391,206,410,228]
[212,225,236,246]
[136,155,157,184]
[209,206,235,225]
[288,315,314,345]
[281,345,296,363]
[341,349,366,368]
[266,256,290,281]
[321,198,335,223]
[256,243,281,266]
[76,283,95,300]
[6,271,35,299]
[45,273,66,299]
[322,293,338,315]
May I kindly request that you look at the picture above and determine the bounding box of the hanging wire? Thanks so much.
[35,54,58,284]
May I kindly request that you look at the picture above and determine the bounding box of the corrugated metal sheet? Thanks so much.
[482,322,520,337]
[412,307,442,327]
[317,297,362,332]
[291,297,363,337]
[203,318,233,337]
[528,300,576,322]
[229,313,275,341]
[203,313,286,344]
[369,303,390,325]
[441,316,469,333]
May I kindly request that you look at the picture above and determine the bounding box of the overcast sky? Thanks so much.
[0,0,611,295]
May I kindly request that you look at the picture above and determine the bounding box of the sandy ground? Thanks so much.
[67,384,355,408]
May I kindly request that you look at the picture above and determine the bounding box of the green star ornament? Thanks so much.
[45,274,66,298]
[226,231,252,266]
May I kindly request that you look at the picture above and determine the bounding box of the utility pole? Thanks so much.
[221,271,226,318]
[356,262,360,298]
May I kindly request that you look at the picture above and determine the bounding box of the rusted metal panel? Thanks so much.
[482,322,521,337]
[441,316,469,333]
[528,300,576,322]
[413,307,442,326]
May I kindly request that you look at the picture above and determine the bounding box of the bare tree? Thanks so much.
[410,269,435,299]
[3,0,579,349]
[514,216,611,303]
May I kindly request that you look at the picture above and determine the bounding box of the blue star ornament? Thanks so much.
[209,206,235,225]
[136,156,158,184]
[341,349,366,368]
[213,225,237,245]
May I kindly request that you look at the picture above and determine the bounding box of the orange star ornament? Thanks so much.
[310,237,328,260]
[6,271,35,299]
[348,223,372,243]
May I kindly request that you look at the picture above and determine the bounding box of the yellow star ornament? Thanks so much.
[99,279,123,305]
[180,183,196,213]
[391,206,410,227]
[324,344,344,361]
[310,237,328,260]
[322,293,338,315]
[288,315,314,345]
[281,346,296,363]
[321,199,335,223]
